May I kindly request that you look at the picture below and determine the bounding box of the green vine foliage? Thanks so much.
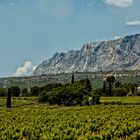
[1,105,140,139]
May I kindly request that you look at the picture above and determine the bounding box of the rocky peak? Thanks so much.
[34,34,140,75]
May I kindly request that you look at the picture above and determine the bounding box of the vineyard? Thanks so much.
[1,98,140,139]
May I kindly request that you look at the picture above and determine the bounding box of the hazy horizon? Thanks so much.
[0,0,140,77]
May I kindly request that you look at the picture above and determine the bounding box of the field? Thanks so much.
[101,97,140,105]
[0,97,38,108]
[1,97,140,139]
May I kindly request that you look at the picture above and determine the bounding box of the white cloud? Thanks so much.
[126,20,140,26]
[104,0,133,7]
[113,36,122,40]
[14,61,36,77]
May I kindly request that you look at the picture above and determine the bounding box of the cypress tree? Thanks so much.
[103,81,107,95]
[71,72,75,84]
[6,88,11,108]
[106,76,115,96]
[85,78,92,93]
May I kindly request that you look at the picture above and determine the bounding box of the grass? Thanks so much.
[0,97,38,108]
[101,96,140,105]
[1,96,140,108]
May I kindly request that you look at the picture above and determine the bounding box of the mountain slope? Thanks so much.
[34,34,140,75]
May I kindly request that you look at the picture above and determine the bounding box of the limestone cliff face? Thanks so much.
[34,34,140,75]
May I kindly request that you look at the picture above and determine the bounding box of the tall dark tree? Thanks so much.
[106,76,115,96]
[71,72,75,84]
[6,88,11,108]
[103,80,107,95]
[85,78,92,93]
[131,84,138,95]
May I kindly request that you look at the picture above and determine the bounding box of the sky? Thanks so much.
[0,0,140,77]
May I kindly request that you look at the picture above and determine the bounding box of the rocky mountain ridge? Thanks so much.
[34,34,140,75]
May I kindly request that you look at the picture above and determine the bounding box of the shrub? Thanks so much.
[82,95,100,106]
[0,88,7,97]
[91,89,103,96]
[92,94,100,104]
[136,91,140,96]
[39,80,100,106]
[114,81,123,88]
[30,86,40,96]
[39,82,99,106]
[40,83,62,92]
[9,86,20,97]
[82,96,89,106]
[85,78,92,93]
[39,91,48,103]
[21,88,29,97]
[112,88,128,96]
[46,83,85,106]
[79,78,92,94]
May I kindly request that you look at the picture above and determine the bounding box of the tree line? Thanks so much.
[0,73,140,108]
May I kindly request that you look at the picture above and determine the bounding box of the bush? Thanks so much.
[39,82,99,106]
[45,83,85,106]
[85,78,92,93]
[79,78,92,94]
[21,88,29,97]
[82,96,89,106]
[40,83,62,92]
[30,86,40,96]
[82,95,100,106]
[92,94,100,104]
[0,88,7,97]
[39,91,48,103]
[112,88,128,96]
[9,86,20,97]
[39,80,100,106]
[114,81,123,88]
[91,89,103,96]
[136,91,140,96]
